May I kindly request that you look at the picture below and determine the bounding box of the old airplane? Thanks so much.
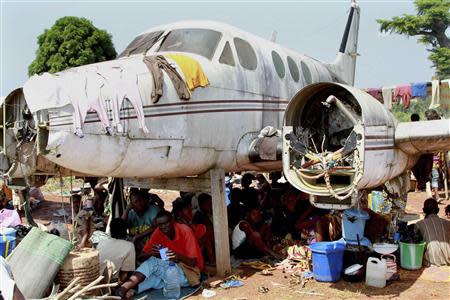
[1,1,449,207]
[3,0,450,276]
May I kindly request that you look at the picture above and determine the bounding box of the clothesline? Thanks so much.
[362,78,450,111]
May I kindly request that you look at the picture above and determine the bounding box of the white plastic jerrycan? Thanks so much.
[366,257,387,288]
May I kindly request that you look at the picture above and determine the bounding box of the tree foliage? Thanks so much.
[377,0,450,78]
[28,17,117,76]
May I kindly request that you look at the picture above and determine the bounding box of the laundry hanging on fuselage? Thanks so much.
[97,66,149,134]
[143,55,191,103]
[164,53,209,91]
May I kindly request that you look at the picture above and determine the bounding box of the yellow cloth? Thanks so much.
[165,53,209,91]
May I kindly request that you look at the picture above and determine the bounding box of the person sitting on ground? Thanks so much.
[192,193,213,228]
[240,173,258,208]
[172,197,211,260]
[271,188,300,239]
[172,197,194,226]
[172,197,203,235]
[1,183,12,204]
[122,189,160,251]
[72,194,95,248]
[256,173,272,210]
[90,178,109,217]
[269,172,282,189]
[232,206,281,260]
[97,218,136,283]
[115,210,203,298]
[28,187,45,202]
[415,198,450,266]
[410,113,420,122]
[227,188,245,230]
[291,190,330,242]
[269,171,289,191]
[0,189,13,210]
[148,192,165,208]
[192,193,215,263]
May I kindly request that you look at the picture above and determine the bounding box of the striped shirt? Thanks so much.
[415,215,450,266]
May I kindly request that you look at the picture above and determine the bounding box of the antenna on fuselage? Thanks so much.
[270,30,278,42]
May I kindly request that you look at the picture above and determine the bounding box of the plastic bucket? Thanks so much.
[399,241,425,270]
[342,208,369,241]
[310,242,346,282]
[0,227,17,237]
[0,235,16,257]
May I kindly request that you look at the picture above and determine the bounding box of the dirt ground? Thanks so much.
[27,189,450,300]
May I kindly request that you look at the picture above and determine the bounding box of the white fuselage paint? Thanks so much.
[38,21,335,178]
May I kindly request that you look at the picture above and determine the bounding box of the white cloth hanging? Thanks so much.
[381,86,394,110]
[430,79,440,109]
[23,73,70,113]
[99,67,149,134]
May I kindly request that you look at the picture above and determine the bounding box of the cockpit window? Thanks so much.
[219,41,235,66]
[159,28,222,60]
[118,31,164,57]
[233,37,257,70]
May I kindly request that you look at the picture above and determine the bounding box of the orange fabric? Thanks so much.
[144,223,204,270]
[2,185,12,200]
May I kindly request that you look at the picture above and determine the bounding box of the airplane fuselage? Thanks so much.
[14,21,339,178]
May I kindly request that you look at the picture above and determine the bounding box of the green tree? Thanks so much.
[28,16,117,76]
[377,0,450,78]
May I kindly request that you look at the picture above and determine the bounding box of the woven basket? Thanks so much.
[56,248,100,294]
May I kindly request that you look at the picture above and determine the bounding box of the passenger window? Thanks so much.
[272,51,285,79]
[233,37,257,70]
[287,56,299,82]
[219,42,235,66]
[300,61,312,85]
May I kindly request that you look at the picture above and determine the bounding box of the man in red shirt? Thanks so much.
[115,210,203,298]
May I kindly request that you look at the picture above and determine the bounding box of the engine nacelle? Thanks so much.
[283,82,417,207]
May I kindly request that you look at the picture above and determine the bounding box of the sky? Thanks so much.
[0,0,436,98]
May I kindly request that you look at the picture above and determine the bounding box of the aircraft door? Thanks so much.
[258,48,287,128]
[230,37,266,100]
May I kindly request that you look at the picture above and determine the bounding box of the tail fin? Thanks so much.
[327,1,360,86]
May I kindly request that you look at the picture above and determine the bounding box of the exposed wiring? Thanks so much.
[323,149,362,201]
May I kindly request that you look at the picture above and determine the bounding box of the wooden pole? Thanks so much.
[443,153,449,200]
[209,168,231,277]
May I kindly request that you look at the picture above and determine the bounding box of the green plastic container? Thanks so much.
[399,241,426,270]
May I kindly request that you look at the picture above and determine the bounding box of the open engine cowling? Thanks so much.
[282,82,415,207]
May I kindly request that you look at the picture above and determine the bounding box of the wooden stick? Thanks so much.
[86,283,118,291]
[55,278,81,300]
[443,154,449,199]
[67,276,104,300]
[93,296,121,300]
[68,284,82,294]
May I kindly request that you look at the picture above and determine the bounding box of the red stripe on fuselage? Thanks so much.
[50,107,286,127]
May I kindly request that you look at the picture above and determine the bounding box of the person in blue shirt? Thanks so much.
[122,189,160,252]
